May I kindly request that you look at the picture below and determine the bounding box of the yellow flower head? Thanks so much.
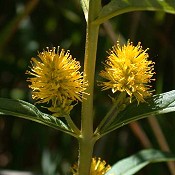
[99,40,155,103]
[71,157,111,175]
[26,47,87,116]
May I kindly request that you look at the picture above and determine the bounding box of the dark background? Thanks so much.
[0,0,175,174]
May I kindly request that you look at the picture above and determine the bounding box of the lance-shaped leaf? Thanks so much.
[100,90,175,136]
[80,0,89,21]
[80,0,102,22]
[94,0,175,24]
[105,149,175,175]
[0,98,76,137]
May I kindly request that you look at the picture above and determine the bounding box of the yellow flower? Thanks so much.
[26,47,87,116]
[99,40,155,103]
[71,157,111,175]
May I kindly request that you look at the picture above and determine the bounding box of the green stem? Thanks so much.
[94,92,127,136]
[94,103,119,135]
[65,115,81,137]
[78,1,101,175]
[78,23,99,175]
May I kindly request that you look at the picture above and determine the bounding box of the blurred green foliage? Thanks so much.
[0,0,175,174]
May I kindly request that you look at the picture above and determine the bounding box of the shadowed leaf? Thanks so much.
[105,149,175,175]
[100,90,175,136]
[0,98,76,137]
[94,0,175,24]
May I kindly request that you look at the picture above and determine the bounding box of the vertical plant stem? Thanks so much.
[78,23,99,175]
[78,1,101,175]
[78,0,101,175]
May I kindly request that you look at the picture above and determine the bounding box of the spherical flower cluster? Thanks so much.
[27,47,87,116]
[99,41,155,103]
[71,157,111,175]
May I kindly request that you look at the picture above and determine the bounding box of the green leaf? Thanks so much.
[94,0,175,24]
[101,90,175,136]
[105,149,175,175]
[0,98,76,137]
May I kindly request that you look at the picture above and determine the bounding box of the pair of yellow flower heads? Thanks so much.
[27,41,155,174]
[27,40,155,117]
